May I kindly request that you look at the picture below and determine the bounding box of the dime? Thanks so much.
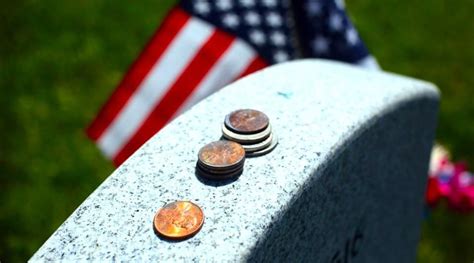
[221,123,272,144]
[245,133,279,157]
[153,201,204,240]
[198,140,245,170]
[240,133,273,153]
[225,109,269,134]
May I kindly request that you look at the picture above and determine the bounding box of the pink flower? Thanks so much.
[426,145,474,212]
[447,169,474,212]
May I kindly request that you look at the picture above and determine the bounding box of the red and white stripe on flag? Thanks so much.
[87,8,267,166]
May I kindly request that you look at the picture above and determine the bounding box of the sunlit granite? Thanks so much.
[30,60,439,262]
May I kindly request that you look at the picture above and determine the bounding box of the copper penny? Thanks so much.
[153,201,204,240]
[225,109,269,134]
[196,165,244,180]
[196,160,244,175]
[198,140,245,170]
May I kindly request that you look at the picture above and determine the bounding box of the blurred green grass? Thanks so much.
[0,0,473,262]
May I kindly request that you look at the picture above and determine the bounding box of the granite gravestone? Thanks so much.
[30,60,439,262]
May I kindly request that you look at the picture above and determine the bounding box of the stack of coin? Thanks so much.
[196,140,246,180]
[222,109,278,157]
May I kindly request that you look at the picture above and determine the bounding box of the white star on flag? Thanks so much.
[244,11,261,26]
[216,0,232,11]
[312,36,329,54]
[262,0,277,7]
[239,0,255,8]
[194,1,210,14]
[306,1,322,16]
[274,50,289,62]
[270,31,286,46]
[266,12,283,27]
[249,30,266,45]
[346,27,359,45]
[329,13,343,31]
[335,0,345,9]
[222,13,240,28]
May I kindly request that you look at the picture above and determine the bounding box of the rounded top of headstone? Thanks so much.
[225,109,269,134]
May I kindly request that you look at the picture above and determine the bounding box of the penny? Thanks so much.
[153,201,204,240]
[196,161,244,175]
[196,165,244,180]
[225,109,269,134]
[245,133,279,157]
[221,123,272,144]
[198,140,245,170]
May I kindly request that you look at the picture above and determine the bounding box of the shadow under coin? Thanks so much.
[194,169,241,187]
[153,223,200,242]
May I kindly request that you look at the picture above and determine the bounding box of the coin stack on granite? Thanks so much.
[222,109,278,157]
[196,140,246,180]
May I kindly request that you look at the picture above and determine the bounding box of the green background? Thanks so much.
[1,0,473,262]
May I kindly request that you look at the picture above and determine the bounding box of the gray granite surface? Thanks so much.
[30,60,439,262]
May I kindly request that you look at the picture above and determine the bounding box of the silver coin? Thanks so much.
[240,133,273,153]
[221,123,272,144]
[245,133,279,157]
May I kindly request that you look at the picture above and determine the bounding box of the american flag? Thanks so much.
[87,0,379,165]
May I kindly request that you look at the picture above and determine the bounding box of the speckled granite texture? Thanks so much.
[30,60,439,262]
